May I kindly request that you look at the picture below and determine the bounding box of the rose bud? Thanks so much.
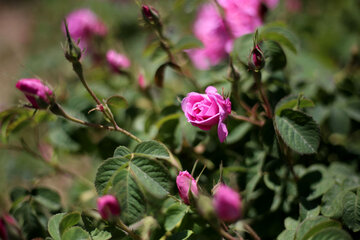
[248,44,265,71]
[141,5,160,25]
[106,50,131,73]
[182,86,231,142]
[176,171,199,205]
[0,218,7,240]
[97,195,121,220]
[16,78,53,109]
[213,184,242,222]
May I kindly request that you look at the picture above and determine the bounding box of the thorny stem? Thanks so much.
[50,103,142,143]
[0,143,94,188]
[244,223,261,240]
[116,219,143,240]
[253,71,272,119]
[230,112,265,127]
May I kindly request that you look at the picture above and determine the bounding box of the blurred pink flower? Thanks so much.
[138,74,146,90]
[187,0,278,70]
[186,4,232,70]
[106,50,131,73]
[213,184,242,222]
[286,0,302,12]
[97,195,121,220]
[63,8,107,52]
[16,78,53,109]
[182,86,231,142]
[176,171,198,205]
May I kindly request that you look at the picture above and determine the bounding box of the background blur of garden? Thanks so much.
[0,0,359,239]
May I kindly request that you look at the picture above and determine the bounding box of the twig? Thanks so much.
[230,112,265,127]
[116,219,143,240]
[244,223,261,240]
[253,71,272,119]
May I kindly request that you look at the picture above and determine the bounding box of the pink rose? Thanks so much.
[213,184,242,222]
[97,195,121,220]
[182,86,231,142]
[186,4,232,70]
[16,78,53,109]
[176,171,199,205]
[63,9,107,52]
[106,50,131,73]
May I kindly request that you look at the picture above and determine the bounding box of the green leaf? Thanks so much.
[90,229,112,240]
[106,95,128,109]
[260,40,287,71]
[277,217,299,240]
[113,146,132,158]
[95,157,129,194]
[342,189,360,232]
[311,227,352,240]
[275,109,320,154]
[232,33,254,63]
[226,122,252,144]
[112,169,146,224]
[164,203,188,231]
[59,212,81,235]
[295,216,341,240]
[134,140,170,160]
[275,95,315,116]
[48,213,66,240]
[321,183,346,218]
[130,157,171,198]
[167,230,193,240]
[31,187,61,211]
[62,226,91,240]
[260,23,299,53]
[174,36,203,52]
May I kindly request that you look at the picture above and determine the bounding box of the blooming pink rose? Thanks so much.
[63,9,107,51]
[176,171,199,205]
[106,50,131,73]
[16,78,53,109]
[186,4,232,70]
[97,195,121,220]
[182,86,231,142]
[213,184,242,222]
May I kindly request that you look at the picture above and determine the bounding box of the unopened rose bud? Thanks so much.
[176,171,199,205]
[0,218,7,240]
[63,19,82,63]
[16,78,54,109]
[213,184,241,222]
[248,45,265,71]
[106,50,131,73]
[97,195,121,220]
[141,5,160,25]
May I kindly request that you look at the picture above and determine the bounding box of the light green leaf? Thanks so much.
[275,109,320,154]
[130,157,171,198]
[112,169,146,225]
[90,229,112,240]
[295,216,341,240]
[164,203,188,232]
[113,146,132,158]
[275,95,315,116]
[59,212,81,235]
[62,226,91,240]
[167,230,193,240]
[277,217,299,240]
[343,189,360,232]
[311,227,352,240]
[95,157,129,194]
[48,213,65,240]
[134,140,170,160]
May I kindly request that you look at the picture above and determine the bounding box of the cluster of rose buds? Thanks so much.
[182,86,232,142]
[176,171,242,222]
[97,195,121,220]
[187,0,278,70]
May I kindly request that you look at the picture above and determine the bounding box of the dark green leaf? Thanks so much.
[31,187,61,211]
[174,36,203,52]
[275,109,320,154]
[167,230,193,240]
[321,183,346,218]
[130,157,171,198]
[260,23,299,53]
[260,40,287,71]
[275,95,315,116]
[311,227,352,240]
[134,140,170,160]
[295,216,341,240]
[113,146,132,158]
